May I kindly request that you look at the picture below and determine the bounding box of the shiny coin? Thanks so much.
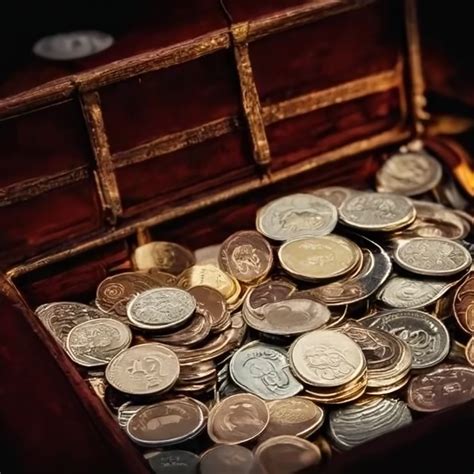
[133,241,195,275]
[229,341,303,400]
[207,393,269,444]
[33,30,114,60]
[178,265,237,300]
[407,365,474,412]
[199,445,254,474]
[394,237,472,276]
[126,398,205,447]
[310,186,353,208]
[256,193,338,241]
[466,338,474,366]
[65,318,131,367]
[453,273,474,334]
[289,330,365,388]
[148,450,199,474]
[360,310,450,369]
[219,231,273,284]
[188,286,229,333]
[147,270,178,286]
[127,287,196,330]
[328,396,412,450]
[245,279,296,311]
[279,235,361,281]
[117,402,145,429]
[376,150,442,196]
[105,343,179,395]
[254,435,322,474]
[339,192,415,231]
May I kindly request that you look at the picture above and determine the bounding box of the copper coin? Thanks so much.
[133,241,195,274]
[148,450,199,474]
[254,435,322,474]
[453,273,474,334]
[407,365,474,412]
[199,445,254,474]
[207,393,269,444]
[126,398,205,447]
[219,230,273,284]
[466,338,474,366]
[189,286,229,332]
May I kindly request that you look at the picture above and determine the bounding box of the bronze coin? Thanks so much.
[219,230,273,284]
[407,365,474,412]
[466,338,474,367]
[453,273,474,335]
[199,445,254,474]
[207,393,269,444]
[189,286,229,332]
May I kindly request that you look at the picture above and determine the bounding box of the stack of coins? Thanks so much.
[34,144,474,473]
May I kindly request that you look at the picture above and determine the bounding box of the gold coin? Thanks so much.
[178,265,236,299]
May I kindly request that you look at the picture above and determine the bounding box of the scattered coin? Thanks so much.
[147,450,200,474]
[188,286,229,333]
[199,445,254,474]
[466,338,474,366]
[453,273,474,334]
[310,186,353,208]
[147,270,178,286]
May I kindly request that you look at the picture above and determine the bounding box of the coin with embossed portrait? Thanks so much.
[453,273,474,334]
[199,445,254,474]
[147,450,199,474]
[256,193,338,241]
[105,343,180,395]
[66,318,132,367]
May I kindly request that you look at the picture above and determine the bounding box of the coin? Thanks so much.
[360,310,450,369]
[105,343,180,395]
[289,330,365,388]
[178,265,237,300]
[65,318,132,367]
[328,396,412,450]
[407,365,474,412]
[245,279,296,311]
[339,192,415,231]
[127,288,196,330]
[254,435,322,474]
[147,270,178,286]
[229,341,303,400]
[453,273,474,334]
[133,241,195,275]
[256,193,338,241]
[147,450,199,474]
[310,186,353,208]
[376,150,442,196]
[219,231,273,284]
[199,445,254,474]
[117,402,145,429]
[466,338,474,366]
[36,302,105,347]
[188,286,229,332]
[126,398,205,447]
[259,397,325,440]
[207,393,269,444]
[278,235,361,281]
[394,237,472,276]
[194,244,221,266]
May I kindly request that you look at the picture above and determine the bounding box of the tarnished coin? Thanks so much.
[453,273,474,334]
[376,150,442,196]
[360,310,450,369]
[147,450,199,474]
[105,343,179,395]
[339,192,415,231]
[188,286,229,332]
[254,435,322,474]
[394,237,472,276]
[127,398,205,447]
[289,330,365,388]
[133,241,195,275]
[278,235,361,281]
[229,341,303,400]
[466,338,474,366]
[259,397,325,440]
[199,445,254,474]
[256,193,338,241]
[127,287,196,330]
[310,186,353,208]
[36,302,105,347]
[328,396,412,450]
[407,365,474,412]
[219,231,273,284]
[66,318,132,367]
[207,393,269,444]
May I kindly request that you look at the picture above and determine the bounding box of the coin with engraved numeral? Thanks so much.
[105,343,180,395]
[147,450,199,474]
[199,445,254,474]
[256,193,338,241]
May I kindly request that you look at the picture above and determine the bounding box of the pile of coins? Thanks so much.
[35,145,474,474]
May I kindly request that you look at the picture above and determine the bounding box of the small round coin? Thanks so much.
[207,393,269,444]
[148,450,200,474]
[66,318,132,367]
[453,273,474,334]
[199,445,254,474]
[256,193,338,241]
[105,343,180,395]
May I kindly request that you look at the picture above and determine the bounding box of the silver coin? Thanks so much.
[360,309,450,369]
[127,287,196,330]
[394,237,472,276]
[33,30,114,60]
[256,193,338,241]
[376,150,443,196]
[66,318,132,367]
[309,186,354,208]
[328,396,412,450]
[147,450,199,474]
[339,192,415,231]
[117,402,146,429]
[229,341,303,400]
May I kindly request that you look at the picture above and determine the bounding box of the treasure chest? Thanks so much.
[0,1,473,473]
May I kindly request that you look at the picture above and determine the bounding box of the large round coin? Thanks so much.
[394,237,472,276]
[256,193,338,241]
[229,341,303,400]
[199,445,254,474]
[453,273,474,334]
[66,318,132,367]
[279,235,361,281]
[360,310,450,369]
[328,396,412,450]
[339,192,415,231]
[105,343,180,395]
[127,288,196,330]
[289,330,365,388]
[133,241,195,274]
